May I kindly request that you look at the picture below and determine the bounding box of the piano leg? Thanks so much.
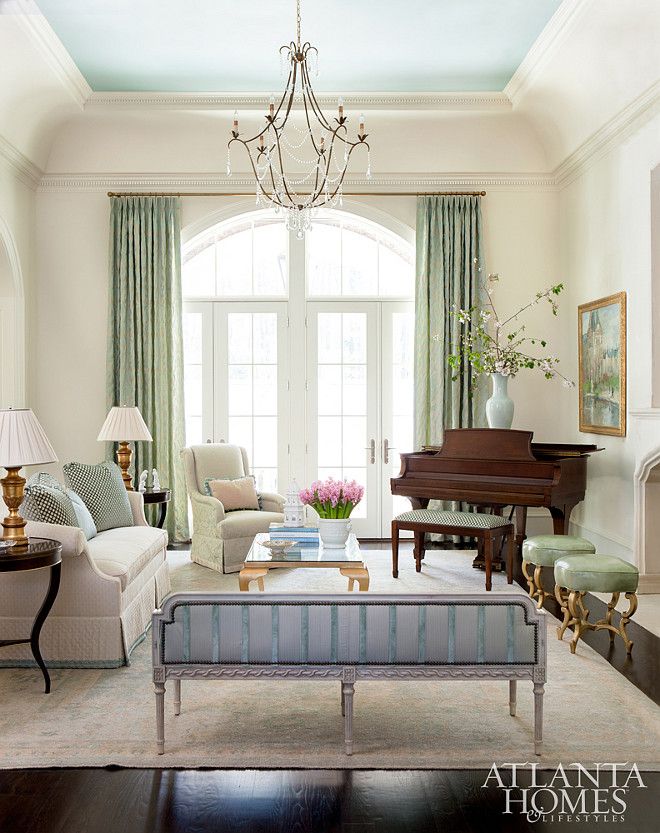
[550,503,578,535]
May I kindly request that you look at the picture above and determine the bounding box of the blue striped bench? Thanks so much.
[152,592,547,756]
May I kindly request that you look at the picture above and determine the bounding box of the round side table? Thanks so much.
[141,488,171,529]
[0,537,62,693]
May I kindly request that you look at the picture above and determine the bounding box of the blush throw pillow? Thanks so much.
[208,476,260,511]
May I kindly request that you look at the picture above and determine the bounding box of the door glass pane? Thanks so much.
[316,312,369,510]
[227,311,279,490]
[342,313,367,363]
[228,313,252,363]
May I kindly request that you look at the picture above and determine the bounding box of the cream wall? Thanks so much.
[557,110,660,584]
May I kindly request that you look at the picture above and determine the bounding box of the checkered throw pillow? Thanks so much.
[63,461,133,532]
[21,482,79,527]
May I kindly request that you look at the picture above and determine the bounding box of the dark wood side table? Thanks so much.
[0,537,62,693]
[141,488,171,529]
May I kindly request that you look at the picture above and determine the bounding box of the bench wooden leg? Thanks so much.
[484,534,493,591]
[506,530,514,585]
[155,681,165,755]
[509,680,517,716]
[534,681,544,756]
[173,679,181,716]
[414,531,424,572]
[391,521,399,578]
[342,681,354,755]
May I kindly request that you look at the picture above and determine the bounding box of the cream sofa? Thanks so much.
[181,444,285,574]
[0,490,169,668]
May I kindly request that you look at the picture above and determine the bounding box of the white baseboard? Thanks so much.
[638,574,660,595]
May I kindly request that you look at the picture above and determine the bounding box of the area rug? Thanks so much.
[1,549,658,769]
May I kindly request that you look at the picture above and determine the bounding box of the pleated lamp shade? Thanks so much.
[0,408,58,468]
[97,406,153,442]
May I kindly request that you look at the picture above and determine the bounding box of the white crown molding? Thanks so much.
[504,0,592,105]
[10,0,91,108]
[0,134,43,189]
[86,91,511,112]
[37,171,556,193]
[553,81,660,187]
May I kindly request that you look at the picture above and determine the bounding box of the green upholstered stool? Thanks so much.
[391,509,515,591]
[522,535,596,610]
[553,554,639,655]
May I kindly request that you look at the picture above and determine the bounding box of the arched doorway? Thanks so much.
[181,207,415,536]
[0,217,25,408]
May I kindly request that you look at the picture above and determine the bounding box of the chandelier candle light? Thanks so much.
[227,0,371,237]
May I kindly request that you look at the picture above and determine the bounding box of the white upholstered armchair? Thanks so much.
[181,444,285,573]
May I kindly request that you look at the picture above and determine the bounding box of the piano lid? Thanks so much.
[422,429,602,460]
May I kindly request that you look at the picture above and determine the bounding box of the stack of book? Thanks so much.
[269,523,319,547]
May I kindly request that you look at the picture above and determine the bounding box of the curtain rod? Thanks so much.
[106,190,487,198]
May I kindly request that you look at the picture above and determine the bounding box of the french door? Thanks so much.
[183,301,289,493]
[306,301,414,537]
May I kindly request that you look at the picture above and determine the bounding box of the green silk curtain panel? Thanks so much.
[108,196,189,541]
[414,194,483,449]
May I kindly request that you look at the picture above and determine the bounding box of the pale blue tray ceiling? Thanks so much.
[35,0,563,92]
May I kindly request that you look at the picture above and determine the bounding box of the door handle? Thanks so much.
[383,438,396,464]
[364,439,376,464]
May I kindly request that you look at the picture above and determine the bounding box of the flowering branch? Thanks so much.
[439,268,575,388]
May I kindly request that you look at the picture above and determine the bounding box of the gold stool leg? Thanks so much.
[594,592,637,655]
[555,585,572,641]
[522,560,536,600]
[619,592,638,655]
[533,565,546,610]
[567,590,592,654]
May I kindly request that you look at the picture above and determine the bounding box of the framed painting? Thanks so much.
[578,292,626,436]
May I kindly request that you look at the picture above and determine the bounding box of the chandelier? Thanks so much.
[226,0,371,237]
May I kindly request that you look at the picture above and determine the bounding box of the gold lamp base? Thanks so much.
[116,441,134,491]
[1,466,28,547]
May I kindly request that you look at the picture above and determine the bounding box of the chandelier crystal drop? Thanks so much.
[227,0,371,236]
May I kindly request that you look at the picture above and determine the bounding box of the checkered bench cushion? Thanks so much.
[394,510,511,529]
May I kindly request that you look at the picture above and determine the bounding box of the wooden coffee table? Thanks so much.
[239,532,369,592]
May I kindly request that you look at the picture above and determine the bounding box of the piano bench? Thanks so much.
[554,554,639,655]
[522,535,596,610]
[391,509,515,591]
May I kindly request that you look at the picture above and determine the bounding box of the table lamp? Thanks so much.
[97,406,152,491]
[0,408,58,547]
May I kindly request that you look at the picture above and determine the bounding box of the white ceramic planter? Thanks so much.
[318,518,352,548]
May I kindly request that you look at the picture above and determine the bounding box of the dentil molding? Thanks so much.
[37,171,557,193]
[86,91,512,112]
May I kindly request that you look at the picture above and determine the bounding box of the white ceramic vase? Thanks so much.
[486,372,514,429]
[318,518,352,548]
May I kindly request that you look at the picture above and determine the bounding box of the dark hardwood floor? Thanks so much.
[1,768,658,833]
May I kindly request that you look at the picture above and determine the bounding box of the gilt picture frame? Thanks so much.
[578,292,626,436]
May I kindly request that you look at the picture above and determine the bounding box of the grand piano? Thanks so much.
[391,429,600,565]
